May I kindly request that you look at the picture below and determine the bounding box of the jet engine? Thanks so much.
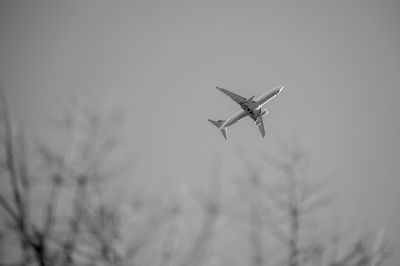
[260,109,268,116]
[248,95,255,101]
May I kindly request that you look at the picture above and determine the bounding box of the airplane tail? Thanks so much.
[207,119,227,139]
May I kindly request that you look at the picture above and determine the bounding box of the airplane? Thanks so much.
[208,85,283,139]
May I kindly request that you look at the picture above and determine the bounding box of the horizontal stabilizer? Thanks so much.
[208,119,224,128]
[208,119,227,139]
[220,128,227,139]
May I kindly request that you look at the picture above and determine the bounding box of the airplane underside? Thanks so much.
[209,85,282,139]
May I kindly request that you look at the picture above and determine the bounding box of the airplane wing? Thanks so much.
[255,116,266,138]
[216,87,247,106]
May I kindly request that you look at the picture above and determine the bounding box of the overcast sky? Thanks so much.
[1,0,400,264]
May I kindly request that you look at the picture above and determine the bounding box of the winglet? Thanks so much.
[208,119,227,139]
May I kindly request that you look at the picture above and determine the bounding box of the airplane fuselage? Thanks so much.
[221,86,281,128]
[222,101,262,128]
[239,101,261,120]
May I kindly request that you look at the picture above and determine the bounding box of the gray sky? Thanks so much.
[1,0,400,264]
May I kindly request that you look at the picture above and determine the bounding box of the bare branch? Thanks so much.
[42,174,63,241]
[0,194,19,224]
[258,150,291,173]
[0,86,26,235]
